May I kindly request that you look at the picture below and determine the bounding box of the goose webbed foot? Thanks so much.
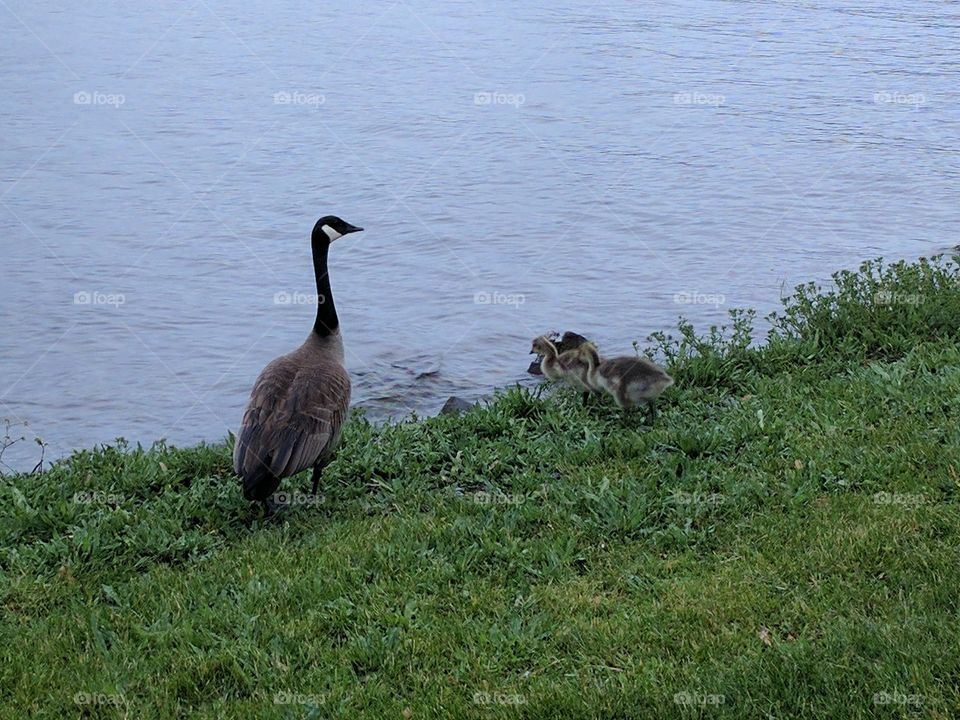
[262,496,291,517]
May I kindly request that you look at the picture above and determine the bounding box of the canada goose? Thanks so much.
[530,335,593,402]
[575,342,674,422]
[233,215,363,515]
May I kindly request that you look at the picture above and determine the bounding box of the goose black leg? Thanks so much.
[582,391,590,405]
[310,453,337,496]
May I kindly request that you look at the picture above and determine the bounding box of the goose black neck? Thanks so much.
[311,238,338,337]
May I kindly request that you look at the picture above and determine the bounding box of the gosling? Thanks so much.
[575,342,674,422]
[530,335,593,402]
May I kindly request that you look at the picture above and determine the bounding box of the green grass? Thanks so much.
[3,256,960,719]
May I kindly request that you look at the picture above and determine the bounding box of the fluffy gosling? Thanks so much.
[575,342,674,422]
[530,335,593,402]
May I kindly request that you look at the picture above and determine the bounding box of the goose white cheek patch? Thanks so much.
[321,224,342,241]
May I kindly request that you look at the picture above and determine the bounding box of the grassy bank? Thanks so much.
[3,257,960,719]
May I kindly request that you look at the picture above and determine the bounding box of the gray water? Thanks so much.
[1,0,958,470]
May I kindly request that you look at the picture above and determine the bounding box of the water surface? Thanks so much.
[1,0,958,469]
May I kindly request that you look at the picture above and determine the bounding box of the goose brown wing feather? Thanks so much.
[234,356,351,481]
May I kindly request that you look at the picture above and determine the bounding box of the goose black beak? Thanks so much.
[346,224,364,234]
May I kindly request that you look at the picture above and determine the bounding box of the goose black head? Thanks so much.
[313,215,364,244]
